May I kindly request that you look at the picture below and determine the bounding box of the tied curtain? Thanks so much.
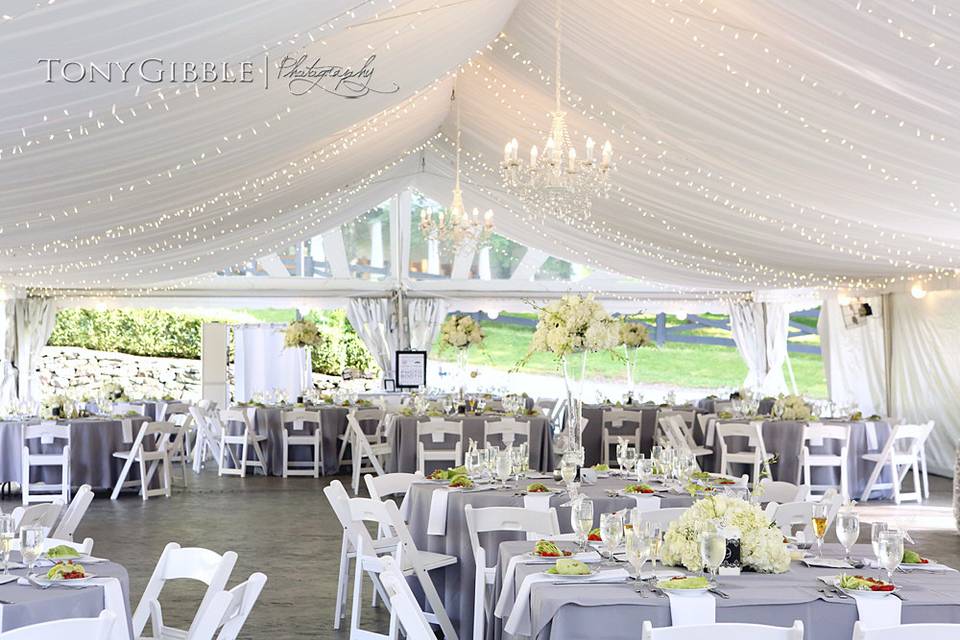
[14,298,57,406]
[0,298,17,406]
[347,298,401,380]
[817,294,887,417]
[728,301,789,395]
[407,298,447,353]
[233,324,307,403]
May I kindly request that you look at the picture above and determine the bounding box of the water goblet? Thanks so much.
[0,515,14,575]
[599,512,624,564]
[871,521,888,579]
[877,529,904,584]
[20,525,45,574]
[836,511,860,566]
[700,529,726,588]
[625,527,651,590]
[571,498,594,552]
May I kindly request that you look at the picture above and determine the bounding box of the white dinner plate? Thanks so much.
[656,583,710,596]
[33,572,98,586]
[543,566,598,578]
[834,579,899,599]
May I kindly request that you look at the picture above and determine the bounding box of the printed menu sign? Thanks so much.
[395,350,427,389]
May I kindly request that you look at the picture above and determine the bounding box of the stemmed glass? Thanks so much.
[835,511,860,566]
[625,527,652,591]
[700,528,726,588]
[616,441,627,475]
[871,522,888,579]
[643,522,663,578]
[811,503,829,559]
[20,525,45,575]
[495,452,513,489]
[599,512,624,565]
[572,498,594,552]
[0,515,14,575]
[621,446,638,477]
[877,529,904,584]
[560,452,578,491]
[465,449,482,479]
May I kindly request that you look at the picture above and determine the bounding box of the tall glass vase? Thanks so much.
[301,347,313,401]
[456,349,469,400]
[560,351,588,453]
[624,344,634,389]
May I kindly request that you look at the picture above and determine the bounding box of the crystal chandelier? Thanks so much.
[420,77,494,251]
[501,0,612,223]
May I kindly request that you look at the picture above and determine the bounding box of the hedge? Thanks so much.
[47,308,376,375]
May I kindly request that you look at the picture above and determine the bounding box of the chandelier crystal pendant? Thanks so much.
[420,76,494,251]
[500,0,612,223]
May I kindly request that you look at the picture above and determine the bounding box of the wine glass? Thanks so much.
[700,529,727,588]
[571,498,594,552]
[599,512,624,564]
[642,521,663,577]
[560,450,577,490]
[0,515,14,575]
[20,525,45,574]
[811,503,829,559]
[622,446,638,476]
[625,527,652,591]
[836,511,860,566]
[616,442,627,475]
[465,449,482,478]
[877,529,904,584]
[871,521,888,579]
[495,451,513,489]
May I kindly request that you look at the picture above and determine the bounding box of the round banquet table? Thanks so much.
[0,555,133,637]
[0,416,150,491]
[493,541,960,640]
[704,418,894,499]
[405,475,694,639]
[386,414,554,475]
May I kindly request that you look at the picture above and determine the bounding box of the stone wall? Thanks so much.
[38,346,201,401]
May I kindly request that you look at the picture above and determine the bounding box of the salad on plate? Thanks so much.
[623,484,655,494]
[837,574,897,596]
[526,482,551,493]
[45,561,90,581]
[45,544,81,560]
[532,540,573,558]
[657,575,710,594]
[448,474,473,489]
[545,558,592,576]
[902,549,931,565]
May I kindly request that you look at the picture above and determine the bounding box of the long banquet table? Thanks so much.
[0,416,150,490]
[405,476,694,639]
[386,414,554,475]
[493,542,960,640]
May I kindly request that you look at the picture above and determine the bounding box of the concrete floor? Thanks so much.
[2,471,957,639]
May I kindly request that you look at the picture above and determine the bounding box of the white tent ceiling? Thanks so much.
[1,0,959,297]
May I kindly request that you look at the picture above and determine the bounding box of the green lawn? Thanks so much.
[433,318,827,398]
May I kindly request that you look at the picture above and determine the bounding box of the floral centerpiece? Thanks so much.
[101,381,127,402]
[40,394,70,419]
[619,320,652,390]
[439,314,485,393]
[662,495,790,574]
[283,319,322,349]
[771,394,813,421]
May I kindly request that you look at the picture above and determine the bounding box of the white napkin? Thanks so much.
[864,422,879,449]
[850,593,902,630]
[399,491,412,521]
[495,550,602,618]
[523,493,553,512]
[503,569,630,636]
[426,489,450,536]
[667,591,717,627]
[864,558,956,573]
[803,557,854,569]
[121,418,134,443]
[96,577,131,640]
[630,495,661,512]
[0,574,17,585]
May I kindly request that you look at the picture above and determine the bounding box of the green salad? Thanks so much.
[46,544,80,559]
[46,561,86,580]
[546,559,591,575]
[658,576,709,590]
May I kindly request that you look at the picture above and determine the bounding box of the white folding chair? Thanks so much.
[51,484,93,541]
[697,413,718,451]
[113,402,146,417]
[159,401,191,421]
[658,415,710,462]
[482,419,530,449]
[348,412,392,495]
[218,408,268,478]
[21,421,71,505]
[110,421,184,500]
[147,572,267,640]
[210,572,269,640]
[860,421,934,504]
[853,622,960,640]
[364,472,424,506]
[197,398,218,412]
[377,556,436,640]
[416,420,463,476]
[464,505,561,640]
[11,501,64,531]
[338,408,387,469]
[642,620,803,639]
[323,481,457,640]
[637,507,687,531]
[167,413,192,486]
[759,479,809,504]
[716,421,772,487]
[714,400,733,414]
[280,410,323,478]
[132,542,238,640]
[190,405,226,473]
[0,610,116,640]
[764,501,814,537]
[601,408,642,467]
[799,422,850,501]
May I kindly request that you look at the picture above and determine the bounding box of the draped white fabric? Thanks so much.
[407,298,447,353]
[818,294,888,417]
[13,298,56,405]
[347,298,400,379]
[2,1,959,293]
[233,324,306,403]
[888,291,960,477]
[729,301,788,395]
[0,299,17,406]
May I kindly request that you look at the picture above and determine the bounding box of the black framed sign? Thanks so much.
[395,350,427,389]
[383,378,396,392]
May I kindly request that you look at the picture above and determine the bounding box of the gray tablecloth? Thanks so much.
[580,404,662,467]
[0,417,150,491]
[406,476,693,638]
[226,404,350,476]
[494,542,960,640]
[0,555,132,638]
[708,419,893,498]
[387,415,553,475]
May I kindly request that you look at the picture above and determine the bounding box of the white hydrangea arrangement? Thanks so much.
[283,320,322,349]
[439,314,484,351]
[101,381,127,401]
[772,394,813,421]
[40,394,70,419]
[662,495,790,574]
[525,294,619,361]
[619,320,652,348]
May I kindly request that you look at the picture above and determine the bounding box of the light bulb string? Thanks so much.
[554,0,562,111]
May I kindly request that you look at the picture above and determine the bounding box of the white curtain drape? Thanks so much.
[347,298,400,380]
[0,299,17,407]
[14,298,56,406]
[233,324,307,403]
[729,300,789,395]
[407,298,447,353]
[818,293,887,417]
[888,291,960,477]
